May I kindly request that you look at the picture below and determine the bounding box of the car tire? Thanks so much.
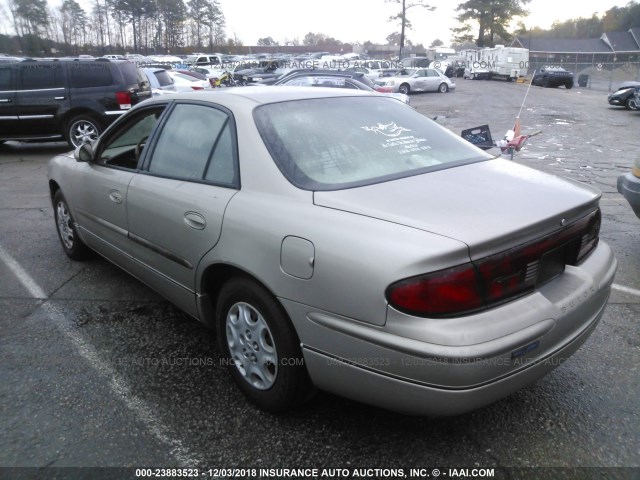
[625,98,632,110]
[398,83,410,95]
[565,81,573,89]
[438,83,448,93]
[66,115,102,149]
[542,77,550,88]
[216,276,314,412]
[53,190,93,260]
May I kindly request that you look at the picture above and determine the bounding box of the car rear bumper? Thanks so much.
[302,300,604,416]
[283,241,616,415]
[617,172,640,218]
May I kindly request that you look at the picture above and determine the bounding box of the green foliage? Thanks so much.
[533,2,640,39]
[257,36,278,46]
[453,0,530,47]
[302,32,343,47]
[514,1,640,43]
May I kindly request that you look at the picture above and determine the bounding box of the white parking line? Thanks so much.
[0,243,47,299]
[0,243,203,467]
[612,283,640,297]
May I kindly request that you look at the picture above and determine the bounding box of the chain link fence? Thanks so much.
[529,53,640,91]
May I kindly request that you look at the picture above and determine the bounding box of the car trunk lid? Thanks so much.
[313,159,600,260]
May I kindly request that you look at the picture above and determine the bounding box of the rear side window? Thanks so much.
[68,63,114,87]
[149,103,238,186]
[19,63,65,89]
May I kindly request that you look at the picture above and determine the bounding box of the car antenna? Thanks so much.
[509,68,537,139]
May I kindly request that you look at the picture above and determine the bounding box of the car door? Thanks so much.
[71,104,168,266]
[0,62,18,135]
[424,69,442,91]
[411,69,428,91]
[15,62,68,136]
[126,101,239,312]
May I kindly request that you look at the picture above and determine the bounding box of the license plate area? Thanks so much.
[537,242,571,286]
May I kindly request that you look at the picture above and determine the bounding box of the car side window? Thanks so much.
[0,65,13,90]
[98,106,166,170]
[427,70,439,77]
[203,122,237,186]
[68,63,114,88]
[149,103,236,185]
[19,64,65,89]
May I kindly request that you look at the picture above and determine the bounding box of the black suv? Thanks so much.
[0,58,151,148]
[532,66,574,89]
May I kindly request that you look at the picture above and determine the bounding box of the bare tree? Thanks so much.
[386,0,435,58]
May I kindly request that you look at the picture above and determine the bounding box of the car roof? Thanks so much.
[619,81,640,88]
[142,86,375,106]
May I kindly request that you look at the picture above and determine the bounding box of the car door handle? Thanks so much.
[109,190,123,204]
[0,98,11,103]
[184,211,206,230]
[54,96,66,100]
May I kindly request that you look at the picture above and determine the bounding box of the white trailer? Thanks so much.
[479,46,529,81]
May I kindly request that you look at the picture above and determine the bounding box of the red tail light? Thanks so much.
[115,91,132,109]
[386,209,601,318]
[375,85,394,93]
[191,86,204,90]
[387,263,484,317]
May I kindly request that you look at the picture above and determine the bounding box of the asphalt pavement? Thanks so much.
[0,79,638,480]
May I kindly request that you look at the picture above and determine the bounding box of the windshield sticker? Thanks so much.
[361,122,411,137]
[361,123,432,155]
[382,136,432,155]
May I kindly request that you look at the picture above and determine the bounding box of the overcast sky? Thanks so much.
[0,0,629,46]
[218,0,628,46]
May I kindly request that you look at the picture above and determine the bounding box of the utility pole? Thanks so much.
[399,0,406,60]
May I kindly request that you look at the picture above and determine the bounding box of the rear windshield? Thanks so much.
[355,75,375,88]
[153,70,173,87]
[254,96,492,191]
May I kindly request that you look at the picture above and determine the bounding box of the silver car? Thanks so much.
[47,87,616,416]
[380,68,456,95]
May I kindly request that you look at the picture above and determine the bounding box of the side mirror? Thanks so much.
[74,143,94,163]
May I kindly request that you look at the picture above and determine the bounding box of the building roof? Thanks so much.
[512,37,612,53]
[629,28,640,48]
[601,31,640,52]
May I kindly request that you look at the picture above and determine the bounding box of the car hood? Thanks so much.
[313,159,600,260]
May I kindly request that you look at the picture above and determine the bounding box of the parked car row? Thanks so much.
[0,55,424,149]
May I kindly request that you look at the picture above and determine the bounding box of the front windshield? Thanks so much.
[254,96,492,191]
